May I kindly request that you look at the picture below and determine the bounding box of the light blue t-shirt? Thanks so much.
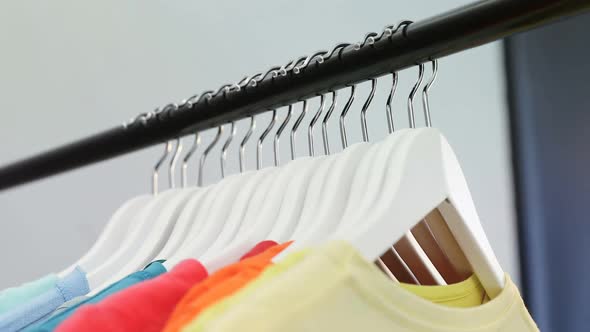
[27,260,166,332]
[0,274,59,315]
[46,296,87,318]
[0,267,89,331]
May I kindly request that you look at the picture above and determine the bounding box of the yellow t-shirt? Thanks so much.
[183,241,537,332]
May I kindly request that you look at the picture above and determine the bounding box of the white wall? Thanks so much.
[0,0,519,288]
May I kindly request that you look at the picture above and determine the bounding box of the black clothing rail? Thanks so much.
[0,0,588,191]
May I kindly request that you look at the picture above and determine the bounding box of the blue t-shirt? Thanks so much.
[0,267,89,331]
[0,274,59,315]
[26,260,166,332]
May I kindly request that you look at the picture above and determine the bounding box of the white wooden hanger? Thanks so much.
[102,188,198,288]
[265,101,329,243]
[198,101,324,272]
[197,124,280,256]
[162,115,276,269]
[83,139,177,289]
[92,136,214,290]
[69,109,187,279]
[198,163,291,263]
[86,188,179,291]
[264,106,316,243]
[338,128,505,297]
[169,121,257,261]
[66,133,178,279]
[159,127,232,264]
[265,157,326,243]
[165,167,277,271]
[284,94,345,242]
[156,186,212,260]
[274,69,445,284]
[198,111,304,260]
[156,131,211,259]
[161,171,258,267]
[349,70,443,285]
[191,168,269,259]
[58,194,151,277]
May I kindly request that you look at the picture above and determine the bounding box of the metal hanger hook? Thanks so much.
[308,94,326,156]
[386,72,399,134]
[290,100,308,160]
[274,105,292,166]
[408,63,425,128]
[422,60,438,127]
[257,110,277,170]
[321,43,351,62]
[239,116,256,173]
[360,32,379,48]
[293,51,327,74]
[220,121,236,178]
[360,78,377,142]
[152,140,173,195]
[384,20,413,41]
[339,85,356,149]
[322,90,338,155]
[168,137,183,189]
[198,126,224,186]
[181,131,201,188]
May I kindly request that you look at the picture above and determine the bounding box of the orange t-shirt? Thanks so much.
[163,242,292,332]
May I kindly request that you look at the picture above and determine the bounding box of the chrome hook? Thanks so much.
[322,43,352,61]
[422,60,438,127]
[408,63,425,128]
[274,105,292,166]
[180,92,211,187]
[168,137,183,189]
[257,110,277,170]
[339,85,356,149]
[260,66,282,83]
[239,116,256,172]
[214,83,233,98]
[248,73,264,87]
[361,78,377,142]
[294,51,327,74]
[308,94,326,156]
[322,90,338,155]
[278,58,304,76]
[152,140,173,195]
[181,131,201,188]
[290,100,308,160]
[360,32,379,48]
[220,121,236,178]
[180,93,200,109]
[384,20,413,42]
[386,72,399,134]
[198,126,224,186]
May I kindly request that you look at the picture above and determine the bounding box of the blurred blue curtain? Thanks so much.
[505,12,590,332]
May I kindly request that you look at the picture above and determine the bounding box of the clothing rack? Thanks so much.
[0,0,588,191]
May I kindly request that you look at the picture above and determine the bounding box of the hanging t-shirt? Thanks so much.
[54,240,279,332]
[55,259,207,332]
[184,248,311,332]
[26,260,167,332]
[47,296,87,318]
[0,274,59,315]
[162,241,292,332]
[199,241,539,332]
[0,267,89,331]
[400,273,488,308]
[185,253,489,332]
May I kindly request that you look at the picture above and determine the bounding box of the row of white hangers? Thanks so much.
[56,40,505,299]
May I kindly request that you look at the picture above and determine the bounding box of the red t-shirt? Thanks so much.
[56,241,278,332]
[240,240,278,259]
